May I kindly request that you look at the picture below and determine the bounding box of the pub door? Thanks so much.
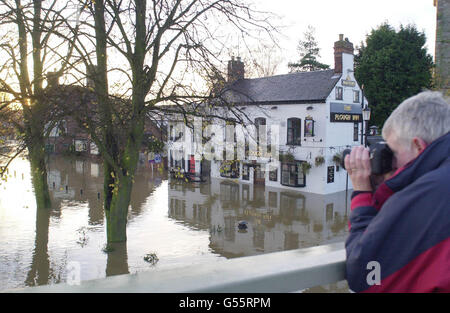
[253,164,265,185]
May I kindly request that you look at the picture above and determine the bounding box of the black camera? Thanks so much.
[341,141,393,175]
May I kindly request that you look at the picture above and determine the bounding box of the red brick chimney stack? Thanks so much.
[334,34,354,74]
[227,56,245,83]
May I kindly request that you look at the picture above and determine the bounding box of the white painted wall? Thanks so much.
[166,61,369,194]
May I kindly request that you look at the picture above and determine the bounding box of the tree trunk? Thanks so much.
[105,117,144,244]
[105,173,133,243]
[28,141,51,209]
[25,109,51,210]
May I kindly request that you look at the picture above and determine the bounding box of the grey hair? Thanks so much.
[382,91,450,148]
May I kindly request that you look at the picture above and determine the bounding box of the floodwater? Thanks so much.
[0,155,351,292]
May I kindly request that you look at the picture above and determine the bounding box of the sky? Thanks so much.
[253,0,437,74]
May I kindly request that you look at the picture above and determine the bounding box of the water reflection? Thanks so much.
[0,155,350,291]
[25,207,51,286]
[105,242,129,277]
[168,179,350,259]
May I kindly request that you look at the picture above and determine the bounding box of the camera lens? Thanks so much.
[341,149,351,170]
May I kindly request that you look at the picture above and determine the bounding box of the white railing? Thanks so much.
[6,242,346,293]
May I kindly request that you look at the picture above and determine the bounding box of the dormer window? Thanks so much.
[353,90,360,103]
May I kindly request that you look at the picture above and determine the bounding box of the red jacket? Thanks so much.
[345,132,450,292]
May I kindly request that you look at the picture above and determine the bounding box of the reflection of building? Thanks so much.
[46,156,167,226]
[168,178,350,259]
[167,35,366,194]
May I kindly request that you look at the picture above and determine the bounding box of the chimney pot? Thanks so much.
[227,56,245,83]
[339,34,344,41]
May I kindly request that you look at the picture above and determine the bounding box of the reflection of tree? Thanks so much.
[105,242,129,277]
[25,207,51,286]
[46,156,166,225]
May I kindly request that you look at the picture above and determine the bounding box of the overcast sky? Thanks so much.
[253,0,437,74]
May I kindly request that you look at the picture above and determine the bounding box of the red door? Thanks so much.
[189,155,196,174]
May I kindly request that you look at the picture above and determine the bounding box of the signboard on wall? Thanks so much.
[327,166,335,183]
[330,113,362,123]
[330,102,363,123]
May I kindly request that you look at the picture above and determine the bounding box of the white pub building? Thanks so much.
[167,35,368,194]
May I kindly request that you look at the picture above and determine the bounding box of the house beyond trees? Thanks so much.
[44,73,166,159]
[167,34,368,194]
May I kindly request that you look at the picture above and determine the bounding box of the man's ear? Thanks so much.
[412,137,428,156]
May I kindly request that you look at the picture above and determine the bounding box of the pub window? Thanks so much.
[287,118,301,145]
[255,117,266,146]
[220,161,240,178]
[281,162,306,187]
[225,120,237,143]
[336,87,343,100]
[353,90,360,103]
[304,118,314,137]
[269,167,278,182]
[353,122,359,141]
[327,166,335,184]
[74,139,87,152]
[242,164,249,180]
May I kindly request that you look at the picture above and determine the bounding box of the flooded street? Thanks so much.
[0,155,351,292]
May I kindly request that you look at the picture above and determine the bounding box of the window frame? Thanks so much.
[220,160,240,179]
[304,118,315,137]
[353,90,360,103]
[242,164,250,180]
[255,117,267,148]
[287,118,302,146]
[269,167,278,182]
[336,86,343,100]
[280,161,306,187]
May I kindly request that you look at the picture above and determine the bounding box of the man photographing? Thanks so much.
[344,91,450,292]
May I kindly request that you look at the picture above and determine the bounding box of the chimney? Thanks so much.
[86,65,96,89]
[227,56,245,83]
[334,34,354,74]
[46,71,60,88]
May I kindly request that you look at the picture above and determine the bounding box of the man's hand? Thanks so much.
[344,146,372,192]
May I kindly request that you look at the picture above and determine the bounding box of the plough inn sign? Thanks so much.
[330,102,362,123]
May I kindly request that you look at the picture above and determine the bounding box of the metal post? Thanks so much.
[361,89,364,145]
[365,120,369,147]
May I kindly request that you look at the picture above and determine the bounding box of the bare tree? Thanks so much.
[58,0,277,244]
[0,0,79,208]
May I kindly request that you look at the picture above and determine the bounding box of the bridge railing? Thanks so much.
[7,242,347,293]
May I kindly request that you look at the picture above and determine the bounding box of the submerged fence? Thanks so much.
[7,242,346,293]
